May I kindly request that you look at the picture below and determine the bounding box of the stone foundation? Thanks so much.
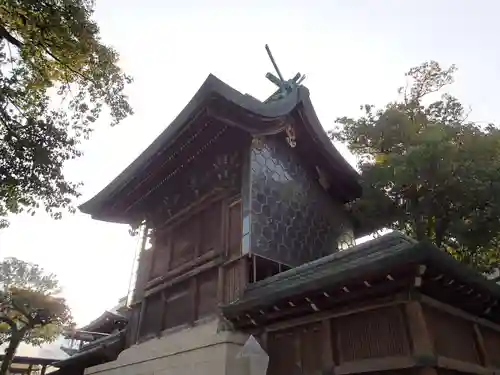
[84,318,251,375]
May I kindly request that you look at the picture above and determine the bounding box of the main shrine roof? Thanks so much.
[79,74,360,222]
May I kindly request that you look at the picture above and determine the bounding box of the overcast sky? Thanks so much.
[1,0,500,357]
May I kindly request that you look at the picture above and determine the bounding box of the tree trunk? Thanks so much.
[0,331,23,375]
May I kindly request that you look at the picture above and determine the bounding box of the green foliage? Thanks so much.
[0,257,73,346]
[0,0,133,227]
[332,61,500,272]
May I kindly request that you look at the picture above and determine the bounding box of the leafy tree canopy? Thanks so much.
[0,0,133,228]
[0,257,73,374]
[332,61,500,272]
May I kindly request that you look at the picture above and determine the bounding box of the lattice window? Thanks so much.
[336,306,410,362]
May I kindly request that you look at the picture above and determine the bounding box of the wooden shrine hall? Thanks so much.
[75,61,500,375]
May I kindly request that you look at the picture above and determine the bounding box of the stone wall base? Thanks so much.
[84,318,251,375]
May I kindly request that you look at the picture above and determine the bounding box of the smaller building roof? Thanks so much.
[52,330,125,370]
[80,310,126,334]
[222,232,500,322]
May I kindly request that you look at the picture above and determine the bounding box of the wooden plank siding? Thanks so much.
[264,296,500,375]
[131,194,248,343]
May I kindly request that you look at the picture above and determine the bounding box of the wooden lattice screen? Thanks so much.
[335,305,410,363]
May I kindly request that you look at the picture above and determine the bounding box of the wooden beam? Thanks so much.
[405,301,434,358]
[420,294,500,333]
[416,368,438,375]
[265,294,408,333]
[335,356,416,374]
[145,258,220,297]
[157,188,227,230]
[437,356,492,375]
[146,249,217,290]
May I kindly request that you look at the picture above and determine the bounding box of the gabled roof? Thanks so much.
[79,74,361,222]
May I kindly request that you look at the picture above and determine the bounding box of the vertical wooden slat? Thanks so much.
[405,301,434,358]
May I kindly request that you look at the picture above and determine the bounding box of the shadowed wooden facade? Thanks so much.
[77,73,500,375]
[222,234,500,375]
[79,74,363,352]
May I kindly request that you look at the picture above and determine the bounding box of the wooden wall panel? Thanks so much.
[197,270,218,319]
[170,219,197,268]
[336,306,410,362]
[480,327,500,368]
[268,322,332,375]
[423,306,480,364]
[163,281,192,330]
[139,292,163,339]
[268,328,301,375]
[199,201,222,255]
[150,231,170,280]
[228,201,242,257]
[300,323,324,375]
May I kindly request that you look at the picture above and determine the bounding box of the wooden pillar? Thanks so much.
[217,265,225,303]
[473,323,491,367]
[135,300,146,343]
[41,364,47,375]
[405,301,434,357]
[405,301,437,375]
[321,320,335,372]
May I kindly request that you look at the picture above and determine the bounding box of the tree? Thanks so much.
[0,0,133,228]
[0,257,73,375]
[332,61,500,272]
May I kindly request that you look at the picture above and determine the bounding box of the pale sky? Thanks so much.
[1,0,500,358]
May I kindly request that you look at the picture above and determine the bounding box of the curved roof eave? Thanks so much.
[79,74,359,220]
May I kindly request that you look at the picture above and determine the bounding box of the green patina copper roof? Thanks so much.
[221,232,500,317]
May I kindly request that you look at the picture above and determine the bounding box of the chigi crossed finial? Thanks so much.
[264,44,306,103]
